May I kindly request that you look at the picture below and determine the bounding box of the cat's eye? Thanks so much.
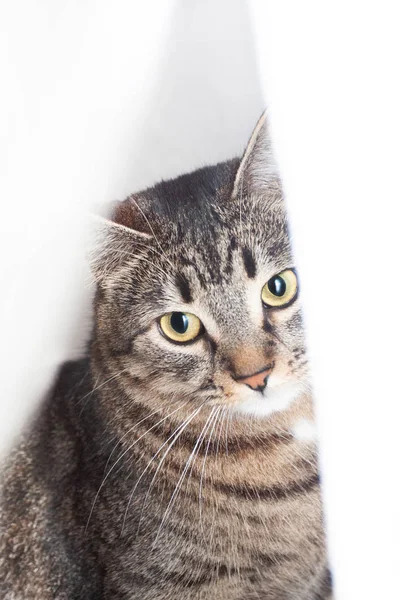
[159,312,203,343]
[261,269,298,308]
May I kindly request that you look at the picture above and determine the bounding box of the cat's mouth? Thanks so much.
[201,361,304,418]
[234,379,304,418]
[199,362,275,401]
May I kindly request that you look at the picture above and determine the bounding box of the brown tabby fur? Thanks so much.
[0,114,332,599]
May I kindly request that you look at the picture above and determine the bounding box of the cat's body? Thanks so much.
[0,115,332,599]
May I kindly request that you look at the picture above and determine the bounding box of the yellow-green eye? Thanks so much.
[159,312,203,343]
[261,269,298,308]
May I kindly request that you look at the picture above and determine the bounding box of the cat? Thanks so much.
[0,113,332,599]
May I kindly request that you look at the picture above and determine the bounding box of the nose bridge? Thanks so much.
[208,285,270,378]
[228,345,270,379]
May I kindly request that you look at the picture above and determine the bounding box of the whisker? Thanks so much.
[224,406,233,456]
[153,407,217,546]
[84,400,190,533]
[103,405,164,475]
[79,369,128,403]
[128,402,207,536]
[183,403,220,497]
[215,406,228,459]
[199,406,221,535]
[78,369,128,417]
[207,407,227,550]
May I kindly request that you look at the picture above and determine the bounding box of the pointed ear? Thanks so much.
[232,111,279,198]
[110,196,154,235]
[89,197,153,284]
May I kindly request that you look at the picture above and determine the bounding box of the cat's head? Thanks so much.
[92,113,309,420]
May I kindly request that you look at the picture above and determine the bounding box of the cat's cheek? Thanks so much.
[128,327,214,390]
[266,299,301,331]
[212,372,238,401]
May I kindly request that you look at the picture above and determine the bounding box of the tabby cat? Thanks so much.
[0,113,332,599]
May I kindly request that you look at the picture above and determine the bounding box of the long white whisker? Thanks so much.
[273,420,317,470]
[84,400,190,533]
[121,402,205,535]
[153,407,217,545]
[199,406,221,535]
[79,369,128,403]
[77,373,100,417]
[224,406,233,456]
[215,406,228,459]
[78,369,128,417]
[183,404,219,498]
[207,407,227,550]
[103,405,163,475]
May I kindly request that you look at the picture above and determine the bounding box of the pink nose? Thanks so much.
[236,366,273,391]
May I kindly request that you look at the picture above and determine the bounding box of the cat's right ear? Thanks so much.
[89,197,153,284]
[232,111,280,199]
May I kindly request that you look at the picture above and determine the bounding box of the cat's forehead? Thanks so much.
[170,211,292,286]
[147,159,283,223]
[138,162,293,299]
[142,161,290,263]
[160,221,293,338]
[157,203,292,330]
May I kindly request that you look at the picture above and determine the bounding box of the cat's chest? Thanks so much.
[98,445,325,600]
[102,495,326,600]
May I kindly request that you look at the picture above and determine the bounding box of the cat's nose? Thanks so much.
[234,365,273,392]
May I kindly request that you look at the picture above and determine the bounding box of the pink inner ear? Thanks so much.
[111,197,153,236]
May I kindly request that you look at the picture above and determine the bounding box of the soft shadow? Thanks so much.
[115,0,265,193]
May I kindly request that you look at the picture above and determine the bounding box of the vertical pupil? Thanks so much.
[268,275,286,297]
[170,312,189,334]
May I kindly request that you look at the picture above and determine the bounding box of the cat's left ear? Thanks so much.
[232,111,280,198]
[89,197,154,283]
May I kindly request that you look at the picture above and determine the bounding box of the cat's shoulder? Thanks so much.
[53,356,92,400]
[1,357,91,480]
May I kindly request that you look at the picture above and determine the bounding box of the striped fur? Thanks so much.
[0,114,332,599]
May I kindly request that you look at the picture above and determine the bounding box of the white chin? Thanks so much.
[233,381,303,418]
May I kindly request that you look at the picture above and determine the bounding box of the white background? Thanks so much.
[0,0,264,450]
[1,1,399,598]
